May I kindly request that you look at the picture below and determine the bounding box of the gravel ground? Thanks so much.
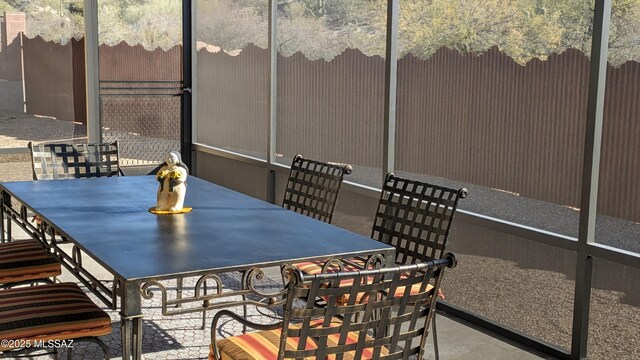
[0,111,86,147]
[443,254,640,360]
[0,153,31,181]
[0,110,176,172]
[0,111,86,182]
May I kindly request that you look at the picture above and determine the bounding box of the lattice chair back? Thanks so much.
[282,154,353,223]
[280,254,456,360]
[28,141,121,180]
[373,173,467,264]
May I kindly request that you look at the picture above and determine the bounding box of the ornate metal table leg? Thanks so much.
[120,313,132,360]
[121,281,143,360]
[132,315,143,360]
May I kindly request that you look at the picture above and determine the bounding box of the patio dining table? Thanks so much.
[0,175,395,359]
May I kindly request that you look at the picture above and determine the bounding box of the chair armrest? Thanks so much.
[341,257,367,269]
[0,278,54,290]
[210,309,284,360]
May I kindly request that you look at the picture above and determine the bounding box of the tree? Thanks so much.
[398,0,566,64]
[197,0,268,51]
[276,0,386,59]
[22,0,84,44]
[0,1,18,12]
[120,0,182,50]
[543,0,594,56]
[7,0,640,65]
[608,0,640,64]
[97,1,128,46]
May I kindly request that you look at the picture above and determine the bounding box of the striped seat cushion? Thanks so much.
[323,274,442,306]
[293,257,366,275]
[0,282,112,350]
[294,260,444,305]
[210,319,388,360]
[0,239,61,285]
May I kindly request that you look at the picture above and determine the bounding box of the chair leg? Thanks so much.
[432,313,439,360]
[176,277,183,308]
[201,280,208,330]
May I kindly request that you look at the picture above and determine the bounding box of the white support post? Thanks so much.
[83,0,100,143]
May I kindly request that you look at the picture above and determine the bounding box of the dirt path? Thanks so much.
[0,111,86,148]
[0,111,86,181]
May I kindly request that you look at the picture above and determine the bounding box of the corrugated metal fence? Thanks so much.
[22,36,81,122]
[19,39,640,222]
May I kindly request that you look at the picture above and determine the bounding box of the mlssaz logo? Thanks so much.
[31,339,74,348]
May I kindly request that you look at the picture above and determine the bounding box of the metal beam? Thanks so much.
[587,243,640,269]
[456,210,579,252]
[83,0,100,143]
[0,147,29,155]
[193,146,640,274]
[193,143,267,168]
[194,145,587,256]
[382,0,399,182]
[571,0,611,358]
[190,0,198,175]
[267,0,278,166]
[181,0,193,170]
[266,0,278,203]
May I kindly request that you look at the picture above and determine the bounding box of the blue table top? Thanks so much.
[1,176,393,281]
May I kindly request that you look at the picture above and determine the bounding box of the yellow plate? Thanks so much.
[148,207,193,215]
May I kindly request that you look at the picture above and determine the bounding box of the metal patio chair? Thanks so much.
[282,154,353,224]
[0,144,118,357]
[0,282,112,359]
[284,155,353,277]
[206,155,352,330]
[28,141,122,180]
[0,239,61,289]
[0,142,122,288]
[293,172,467,360]
[28,141,122,230]
[294,172,467,271]
[371,173,467,264]
[210,253,457,360]
[224,154,353,330]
